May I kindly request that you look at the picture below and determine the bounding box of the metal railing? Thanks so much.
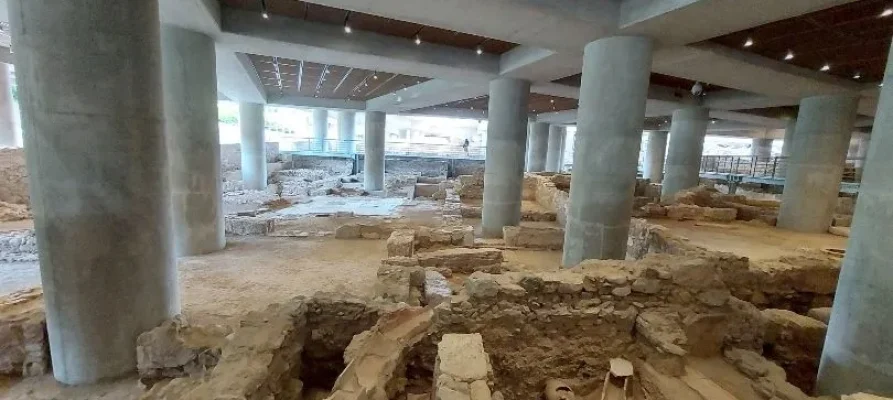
[699,155,866,182]
[281,138,487,160]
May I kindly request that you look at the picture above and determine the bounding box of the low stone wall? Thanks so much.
[528,174,570,226]
[627,219,840,313]
[455,173,484,200]
[220,142,280,172]
[356,155,449,178]
[386,226,475,258]
[224,216,276,236]
[452,159,485,177]
[289,155,354,175]
[0,149,28,205]
[502,226,564,250]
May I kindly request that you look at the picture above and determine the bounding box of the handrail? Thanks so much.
[699,155,866,182]
[279,138,488,160]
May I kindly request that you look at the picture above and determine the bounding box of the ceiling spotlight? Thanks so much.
[262,11,270,19]
[414,35,422,45]
[784,50,794,61]
[711,119,717,124]
[880,83,885,87]
[344,24,352,34]
[470,106,474,110]
[820,63,831,72]
[476,46,483,55]
[373,74,378,80]
[854,72,862,80]
[550,99,555,104]
[743,37,754,48]
[881,8,893,17]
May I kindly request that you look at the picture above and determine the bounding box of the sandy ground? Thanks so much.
[648,218,849,260]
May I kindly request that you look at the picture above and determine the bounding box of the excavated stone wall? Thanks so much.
[0,288,47,378]
[430,253,762,398]
[220,142,280,172]
[628,219,840,313]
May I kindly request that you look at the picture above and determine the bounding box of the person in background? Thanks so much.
[462,138,470,155]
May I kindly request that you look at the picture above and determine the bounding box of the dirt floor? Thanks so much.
[648,218,849,260]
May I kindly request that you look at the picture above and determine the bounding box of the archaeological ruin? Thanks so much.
[0,1,892,400]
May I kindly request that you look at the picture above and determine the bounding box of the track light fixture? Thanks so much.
[260,0,269,19]
[414,35,422,45]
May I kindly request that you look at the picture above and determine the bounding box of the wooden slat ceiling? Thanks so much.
[412,93,579,116]
[553,72,727,94]
[709,0,893,82]
[248,54,429,100]
[219,0,519,54]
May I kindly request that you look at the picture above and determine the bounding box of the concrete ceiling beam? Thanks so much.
[215,51,268,104]
[268,95,366,111]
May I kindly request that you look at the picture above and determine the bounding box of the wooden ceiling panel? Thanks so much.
[552,72,727,93]
[220,0,518,54]
[248,54,429,101]
[709,0,893,82]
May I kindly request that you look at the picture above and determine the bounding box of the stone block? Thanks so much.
[225,216,275,236]
[375,265,422,306]
[416,248,504,274]
[436,334,491,382]
[136,315,233,386]
[666,204,704,220]
[425,270,452,306]
[806,307,831,324]
[832,214,852,227]
[387,229,416,257]
[835,196,856,215]
[702,207,737,222]
[460,205,482,218]
[0,288,47,377]
[502,226,564,250]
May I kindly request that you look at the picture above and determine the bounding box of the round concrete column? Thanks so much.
[661,107,709,202]
[849,132,870,169]
[161,26,225,256]
[817,42,893,397]
[751,138,773,161]
[557,130,568,171]
[364,111,386,191]
[562,36,653,265]
[778,118,797,177]
[240,103,267,190]
[482,78,531,238]
[527,122,549,172]
[0,63,16,147]
[545,125,566,172]
[644,131,668,183]
[338,110,356,154]
[312,108,328,152]
[777,94,858,233]
[9,0,178,384]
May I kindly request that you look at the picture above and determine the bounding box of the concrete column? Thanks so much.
[777,94,858,233]
[849,132,870,169]
[644,130,668,183]
[364,111,386,191]
[338,110,356,154]
[527,122,549,172]
[312,108,328,152]
[557,131,568,172]
[778,118,797,177]
[661,107,709,202]
[240,103,267,190]
[482,78,531,238]
[751,138,773,161]
[817,42,893,397]
[545,125,565,172]
[161,26,224,256]
[9,0,178,384]
[0,63,15,147]
[562,36,653,265]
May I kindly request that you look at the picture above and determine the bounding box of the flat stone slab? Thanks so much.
[437,333,490,382]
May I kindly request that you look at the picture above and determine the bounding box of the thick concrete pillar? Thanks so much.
[644,131,668,183]
[545,125,565,172]
[240,103,267,190]
[482,78,531,238]
[751,138,773,160]
[161,26,225,257]
[661,107,709,202]
[778,119,797,177]
[338,110,356,154]
[849,132,870,169]
[312,108,328,152]
[777,94,858,233]
[817,42,893,397]
[557,131,568,171]
[9,0,178,384]
[0,64,15,147]
[364,111,386,191]
[527,122,549,172]
[562,36,653,265]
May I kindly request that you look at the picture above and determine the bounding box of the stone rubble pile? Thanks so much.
[136,315,233,387]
